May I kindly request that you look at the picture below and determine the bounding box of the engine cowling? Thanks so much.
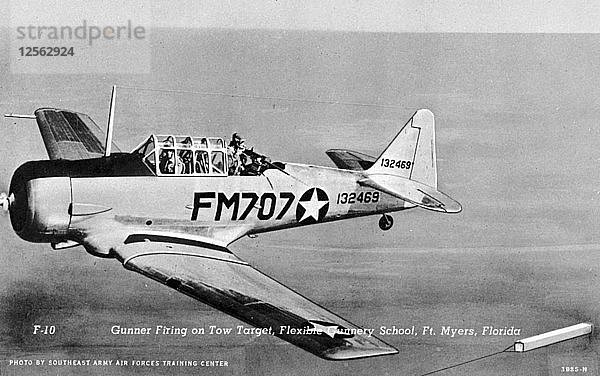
[9,162,72,243]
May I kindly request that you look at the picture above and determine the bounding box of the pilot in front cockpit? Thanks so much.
[159,149,175,174]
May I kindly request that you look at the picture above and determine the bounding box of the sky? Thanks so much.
[5,0,600,33]
[2,22,600,376]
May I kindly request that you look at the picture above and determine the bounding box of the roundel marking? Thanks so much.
[295,188,329,224]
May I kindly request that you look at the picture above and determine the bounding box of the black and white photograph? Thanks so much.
[1,1,599,375]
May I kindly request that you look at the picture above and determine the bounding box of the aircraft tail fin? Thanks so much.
[362,109,461,213]
[367,109,437,188]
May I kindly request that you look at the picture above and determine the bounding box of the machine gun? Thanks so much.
[241,147,272,176]
[241,147,305,185]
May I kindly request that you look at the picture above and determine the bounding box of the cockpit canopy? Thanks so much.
[133,135,227,176]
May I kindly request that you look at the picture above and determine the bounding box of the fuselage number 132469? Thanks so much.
[337,191,380,204]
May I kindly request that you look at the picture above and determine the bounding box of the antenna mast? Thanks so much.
[104,85,116,156]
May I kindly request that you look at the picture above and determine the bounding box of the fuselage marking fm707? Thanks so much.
[191,191,296,221]
[190,187,332,223]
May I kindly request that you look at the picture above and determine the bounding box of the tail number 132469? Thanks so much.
[381,158,412,169]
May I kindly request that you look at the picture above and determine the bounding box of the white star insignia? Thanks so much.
[298,189,328,222]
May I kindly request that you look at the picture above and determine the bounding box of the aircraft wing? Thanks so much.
[113,239,398,360]
[326,149,376,171]
[34,108,120,160]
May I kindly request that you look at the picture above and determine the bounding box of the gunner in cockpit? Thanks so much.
[227,133,246,175]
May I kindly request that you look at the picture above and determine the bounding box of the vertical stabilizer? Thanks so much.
[367,109,437,188]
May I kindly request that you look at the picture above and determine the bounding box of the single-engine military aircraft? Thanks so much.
[1,90,461,360]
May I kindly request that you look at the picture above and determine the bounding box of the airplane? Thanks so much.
[1,89,461,360]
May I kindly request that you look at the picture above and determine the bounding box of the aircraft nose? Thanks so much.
[8,171,31,234]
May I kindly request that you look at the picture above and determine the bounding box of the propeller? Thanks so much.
[0,192,10,213]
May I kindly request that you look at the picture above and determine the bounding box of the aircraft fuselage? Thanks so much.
[8,156,413,257]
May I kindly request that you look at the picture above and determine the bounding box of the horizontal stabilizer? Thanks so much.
[359,174,461,213]
[326,149,376,171]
